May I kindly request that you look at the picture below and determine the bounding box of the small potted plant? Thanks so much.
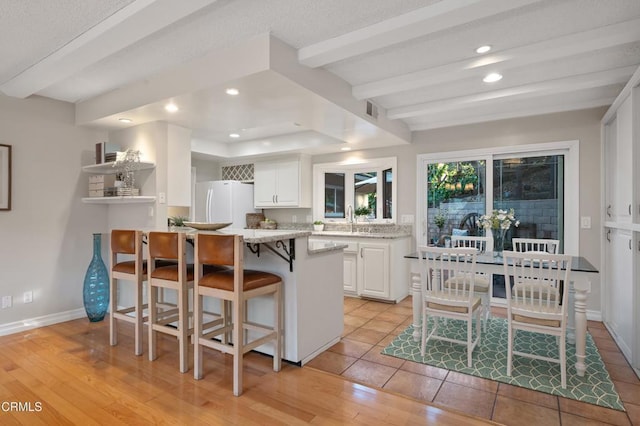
[354,206,371,221]
[433,209,448,243]
[169,215,188,230]
[313,220,324,231]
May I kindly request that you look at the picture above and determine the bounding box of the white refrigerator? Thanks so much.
[192,180,257,228]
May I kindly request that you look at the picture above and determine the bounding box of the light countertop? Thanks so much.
[311,230,411,239]
[307,240,348,254]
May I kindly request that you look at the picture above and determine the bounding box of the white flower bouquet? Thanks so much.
[477,208,520,230]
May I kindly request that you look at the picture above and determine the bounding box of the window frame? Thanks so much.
[417,141,579,255]
[313,157,397,223]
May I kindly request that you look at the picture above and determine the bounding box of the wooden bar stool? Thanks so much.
[147,231,194,373]
[193,233,283,396]
[109,229,147,356]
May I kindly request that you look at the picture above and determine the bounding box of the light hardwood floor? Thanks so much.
[306,297,640,425]
[0,316,495,425]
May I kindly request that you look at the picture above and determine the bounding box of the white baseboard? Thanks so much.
[586,310,602,322]
[0,308,87,337]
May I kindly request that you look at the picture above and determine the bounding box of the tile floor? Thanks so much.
[306,296,640,425]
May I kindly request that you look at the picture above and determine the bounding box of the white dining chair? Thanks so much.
[449,235,492,331]
[502,250,572,388]
[512,238,560,254]
[418,246,482,368]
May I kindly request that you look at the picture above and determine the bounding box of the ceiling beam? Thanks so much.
[388,66,635,119]
[0,0,218,99]
[410,96,615,131]
[354,18,640,100]
[298,0,542,68]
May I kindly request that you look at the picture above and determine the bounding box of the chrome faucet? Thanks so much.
[346,204,354,232]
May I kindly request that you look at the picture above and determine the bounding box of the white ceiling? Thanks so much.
[2,0,640,157]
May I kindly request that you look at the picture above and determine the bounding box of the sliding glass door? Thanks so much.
[493,154,564,251]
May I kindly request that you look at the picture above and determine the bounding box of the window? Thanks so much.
[324,172,345,218]
[418,141,579,255]
[314,157,397,223]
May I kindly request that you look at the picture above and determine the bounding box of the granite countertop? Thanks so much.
[307,240,348,254]
[204,228,312,244]
[311,230,411,239]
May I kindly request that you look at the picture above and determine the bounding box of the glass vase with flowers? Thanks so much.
[477,209,519,258]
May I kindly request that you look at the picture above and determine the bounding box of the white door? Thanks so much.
[254,162,277,207]
[209,182,233,223]
[358,242,390,299]
[606,229,633,360]
[343,253,357,294]
[274,160,299,206]
[615,97,633,222]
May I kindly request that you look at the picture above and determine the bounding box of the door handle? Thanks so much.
[606,205,612,218]
[360,248,363,258]
[276,194,278,203]
[629,239,632,250]
[606,229,611,242]
[629,204,632,215]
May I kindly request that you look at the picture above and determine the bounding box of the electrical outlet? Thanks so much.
[158,192,166,204]
[292,215,297,223]
[1,295,12,309]
[580,216,591,229]
[23,291,33,304]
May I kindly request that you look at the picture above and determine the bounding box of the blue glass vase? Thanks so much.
[83,233,110,322]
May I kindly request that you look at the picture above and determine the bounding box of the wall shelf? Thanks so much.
[82,196,156,204]
[82,161,155,174]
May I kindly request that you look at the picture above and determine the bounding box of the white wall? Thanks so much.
[312,107,604,269]
[0,94,108,331]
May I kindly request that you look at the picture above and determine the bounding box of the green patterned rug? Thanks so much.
[382,317,624,411]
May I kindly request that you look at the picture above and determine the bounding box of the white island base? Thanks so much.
[222,233,344,365]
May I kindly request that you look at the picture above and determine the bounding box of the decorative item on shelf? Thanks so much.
[313,220,324,231]
[113,148,141,195]
[259,218,277,229]
[246,212,265,229]
[82,233,110,322]
[477,208,519,258]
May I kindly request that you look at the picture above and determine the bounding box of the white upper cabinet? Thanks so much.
[254,156,311,208]
[615,96,633,222]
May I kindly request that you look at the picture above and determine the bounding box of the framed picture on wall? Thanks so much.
[0,144,11,210]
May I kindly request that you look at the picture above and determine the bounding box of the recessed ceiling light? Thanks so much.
[225,88,239,96]
[165,103,179,112]
[476,45,491,54]
[118,118,132,123]
[341,147,352,151]
[229,133,240,138]
[483,73,503,83]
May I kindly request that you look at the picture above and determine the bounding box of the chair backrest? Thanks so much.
[195,233,241,267]
[110,230,143,273]
[148,232,181,260]
[451,235,489,253]
[418,246,478,300]
[111,229,140,255]
[512,238,560,254]
[502,250,572,317]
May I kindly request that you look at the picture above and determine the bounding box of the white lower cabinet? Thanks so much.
[343,251,358,294]
[311,236,410,302]
[604,228,635,361]
[358,242,390,299]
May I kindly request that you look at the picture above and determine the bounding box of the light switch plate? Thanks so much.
[580,216,591,229]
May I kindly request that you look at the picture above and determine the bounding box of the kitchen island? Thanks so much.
[180,228,346,365]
